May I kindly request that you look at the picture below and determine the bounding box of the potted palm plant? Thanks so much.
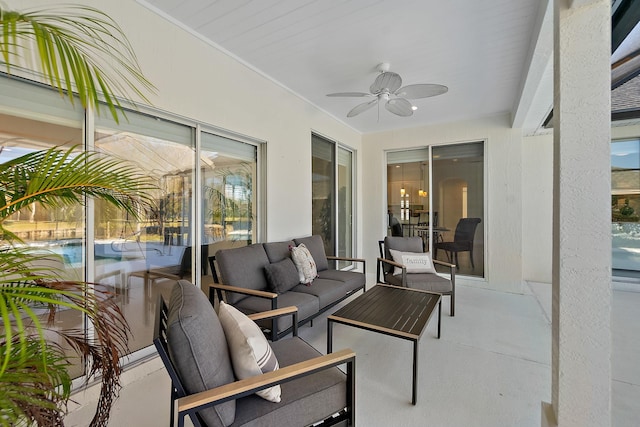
[1,4,156,426]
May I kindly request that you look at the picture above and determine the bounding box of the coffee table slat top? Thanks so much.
[329,284,440,339]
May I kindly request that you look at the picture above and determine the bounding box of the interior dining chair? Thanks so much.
[434,218,481,269]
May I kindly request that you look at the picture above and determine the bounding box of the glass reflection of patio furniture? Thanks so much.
[127,245,208,288]
[434,218,481,269]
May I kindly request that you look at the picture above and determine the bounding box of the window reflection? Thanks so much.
[612,138,640,274]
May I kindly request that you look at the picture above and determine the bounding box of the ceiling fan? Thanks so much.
[326,63,448,118]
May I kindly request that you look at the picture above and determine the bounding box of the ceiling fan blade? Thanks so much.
[326,92,373,97]
[395,84,448,99]
[370,72,402,94]
[385,98,414,117]
[347,99,378,117]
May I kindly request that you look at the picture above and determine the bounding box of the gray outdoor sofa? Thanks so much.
[209,235,366,340]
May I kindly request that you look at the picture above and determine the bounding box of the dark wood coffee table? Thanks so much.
[327,284,441,405]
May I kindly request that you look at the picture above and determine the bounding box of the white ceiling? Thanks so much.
[138,0,551,134]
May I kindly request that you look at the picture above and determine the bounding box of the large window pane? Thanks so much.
[432,142,484,277]
[0,76,86,378]
[612,138,640,274]
[94,111,194,355]
[312,135,335,257]
[201,131,257,282]
[337,147,353,268]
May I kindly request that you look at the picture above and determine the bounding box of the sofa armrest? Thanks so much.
[247,306,299,336]
[177,348,356,424]
[210,283,278,299]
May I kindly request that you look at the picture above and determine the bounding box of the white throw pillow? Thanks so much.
[388,248,437,275]
[290,243,317,284]
[217,301,281,402]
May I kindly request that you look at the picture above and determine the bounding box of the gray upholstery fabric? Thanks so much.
[231,338,347,427]
[264,258,300,294]
[384,271,452,293]
[290,278,347,309]
[216,244,271,304]
[293,235,329,271]
[262,241,295,263]
[234,291,319,333]
[166,280,236,427]
[318,269,366,293]
[383,236,424,274]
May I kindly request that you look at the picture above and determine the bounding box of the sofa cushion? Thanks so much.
[293,235,329,271]
[290,243,317,284]
[264,258,300,294]
[318,269,366,293]
[263,240,295,263]
[216,244,271,304]
[166,280,236,427]
[232,337,347,426]
[234,292,319,334]
[389,249,437,275]
[218,301,281,403]
[290,278,347,309]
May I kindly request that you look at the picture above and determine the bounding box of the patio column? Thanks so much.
[545,1,611,426]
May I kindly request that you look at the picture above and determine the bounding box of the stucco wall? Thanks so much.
[362,113,524,293]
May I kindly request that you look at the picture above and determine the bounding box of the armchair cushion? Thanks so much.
[386,271,452,293]
[166,280,236,427]
[290,243,318,284]
[218,301,282,403]
[233,338,348,426]
[389,249,437,275]
[264,258,300,294]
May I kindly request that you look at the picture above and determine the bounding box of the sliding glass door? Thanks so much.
[312,134,355,266]
[386,141,484,277]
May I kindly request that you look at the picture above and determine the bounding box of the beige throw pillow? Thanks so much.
[217,301,281,402]
[290,243,317,284]
[389,249,437,275]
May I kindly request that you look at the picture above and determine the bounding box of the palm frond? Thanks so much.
[0,5,156,123]
[0,336,71,427]
[0,146,157,236]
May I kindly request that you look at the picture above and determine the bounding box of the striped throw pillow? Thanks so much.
[218,301,281,402]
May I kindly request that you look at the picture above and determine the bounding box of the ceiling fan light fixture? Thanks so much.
[327,64,447,118]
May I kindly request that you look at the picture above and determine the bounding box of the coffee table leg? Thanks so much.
[412,339,418,405]
[327,319,333,354]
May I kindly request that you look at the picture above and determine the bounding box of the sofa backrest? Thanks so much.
[215,243,271,304]
[166,280,236,427]
[293,235,329,271]
[262,240,295,263]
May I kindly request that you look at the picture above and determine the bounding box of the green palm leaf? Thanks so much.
[0,5,156,123]
[0,146,156,237]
